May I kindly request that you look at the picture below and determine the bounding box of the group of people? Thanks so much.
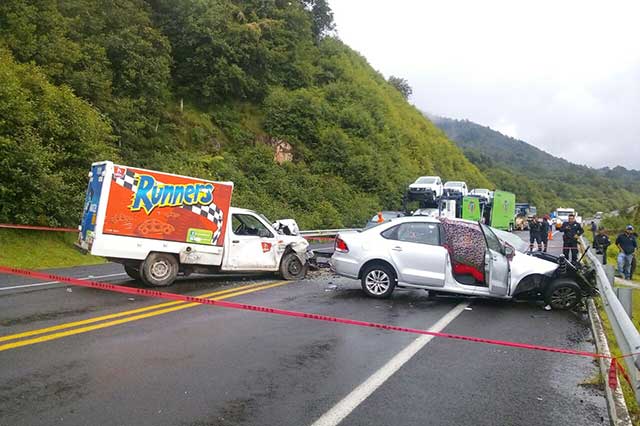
[593,222,638,280]
[528,214,637,280]
[527,215,551,253]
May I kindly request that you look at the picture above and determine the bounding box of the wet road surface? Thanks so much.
[0,232,608,425]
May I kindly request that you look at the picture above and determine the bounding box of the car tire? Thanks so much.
[544,279,582,310]
[280,252,308,280]
[361,263,396,298]
[141,253,178,287]
[124,264,141,281]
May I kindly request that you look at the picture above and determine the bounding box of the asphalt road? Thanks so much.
[0,231,608,425]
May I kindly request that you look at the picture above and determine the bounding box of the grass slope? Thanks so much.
[0,229,104,269]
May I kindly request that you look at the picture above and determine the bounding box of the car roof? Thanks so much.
[445,181,465,185]
[380,216,441,224]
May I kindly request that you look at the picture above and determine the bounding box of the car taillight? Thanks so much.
[335,237,349,253]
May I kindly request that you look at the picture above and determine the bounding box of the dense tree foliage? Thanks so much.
[433,116,640,216]
[1,0,489,228]
[0,48,116,226]
[388,76,412,100]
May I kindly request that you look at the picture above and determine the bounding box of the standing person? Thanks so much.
[559,214,584,262]
[590,221,597,243]
[616,225,637,280]
[595,226,611,265]
[540,215,550,252]
[528,215,541,252]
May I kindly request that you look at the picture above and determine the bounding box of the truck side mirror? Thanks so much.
[258,228,272,238]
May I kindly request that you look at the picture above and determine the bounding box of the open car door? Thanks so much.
[479,223,510,296]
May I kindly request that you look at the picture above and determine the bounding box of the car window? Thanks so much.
[383,222,440,245]
[480,223,504,254]
[232,214,272,237]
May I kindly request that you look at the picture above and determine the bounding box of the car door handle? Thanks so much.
[232,240,239,243]
[392,246,403,251]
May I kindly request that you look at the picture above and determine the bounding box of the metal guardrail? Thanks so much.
[299,228,360,238]
[581,236,640,402]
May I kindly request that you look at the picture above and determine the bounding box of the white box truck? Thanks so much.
[77,161,310,286]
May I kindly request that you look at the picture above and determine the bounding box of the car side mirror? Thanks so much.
[504,245,515,258]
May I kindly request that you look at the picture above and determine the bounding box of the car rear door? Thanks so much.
[480,223,509,296]
[381,222,447,287]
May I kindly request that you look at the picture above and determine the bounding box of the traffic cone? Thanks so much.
[548,230,553,240]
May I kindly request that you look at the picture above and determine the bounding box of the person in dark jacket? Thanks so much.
[540,215,551,252]
[559,214,584,262]
[528,216,542,252]
[616,225,637,280]
[590,221,597,243]
[594,227,611,265]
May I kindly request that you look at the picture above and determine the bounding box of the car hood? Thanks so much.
[510,250,557,278]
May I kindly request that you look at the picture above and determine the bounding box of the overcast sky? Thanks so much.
[329,0,640,170]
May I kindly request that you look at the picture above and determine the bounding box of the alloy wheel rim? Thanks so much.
[551,287,577,308]
[365,270,390,295]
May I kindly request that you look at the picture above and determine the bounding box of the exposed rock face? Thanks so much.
[258,135,293,164]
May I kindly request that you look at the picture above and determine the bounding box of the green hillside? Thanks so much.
[431,116,640,216]
[0,0,490,230]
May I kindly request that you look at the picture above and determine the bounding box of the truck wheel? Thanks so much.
[361,263,396,299]
[124,264,141,281]
[141,253,178,287]
[280,252,308,280]
[544,279,582,310]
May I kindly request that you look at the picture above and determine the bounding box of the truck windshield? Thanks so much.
[416,177,436,184]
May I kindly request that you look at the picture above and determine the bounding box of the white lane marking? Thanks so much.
[0,273,127,291]
[310,302,469,426]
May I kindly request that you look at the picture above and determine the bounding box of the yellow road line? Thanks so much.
[0,280,288,347]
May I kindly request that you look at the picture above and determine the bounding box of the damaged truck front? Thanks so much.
[77,161,310,287]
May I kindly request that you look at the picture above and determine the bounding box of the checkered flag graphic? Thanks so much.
[112,169,224,244]
[114,169,138,192]
[181,204,224,244]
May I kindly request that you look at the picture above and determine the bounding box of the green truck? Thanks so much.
[489,190,516,230]
[461,196,483,221]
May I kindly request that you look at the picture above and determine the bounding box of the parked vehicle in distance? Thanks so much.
[594,212,603,219]
[554,207,581,229]
[408,176,443,198]
[77,161,310,287]
[365,211,405,228]
[412,208,440,218]
[331,216,597,310]
[489,190,516,231]
[443,181,468,196]
[469,188,493,200]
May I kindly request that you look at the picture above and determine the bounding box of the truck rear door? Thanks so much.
[78,163,107,251]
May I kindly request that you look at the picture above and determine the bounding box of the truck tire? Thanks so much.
[280,252,308,280]
[544,279,582,310]
[124,264,141,281]
[141,253,178,287]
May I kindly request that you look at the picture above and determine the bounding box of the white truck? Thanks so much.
[553,207,582,229]
[77,161,310,287]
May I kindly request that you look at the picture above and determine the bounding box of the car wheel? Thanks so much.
[280,252,308,280]
[544,279,582,310]
[124,264,141,281]
[141,253,178,287]
[361,263,396,298]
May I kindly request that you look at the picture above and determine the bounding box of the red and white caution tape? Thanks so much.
[0,264,636,390]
